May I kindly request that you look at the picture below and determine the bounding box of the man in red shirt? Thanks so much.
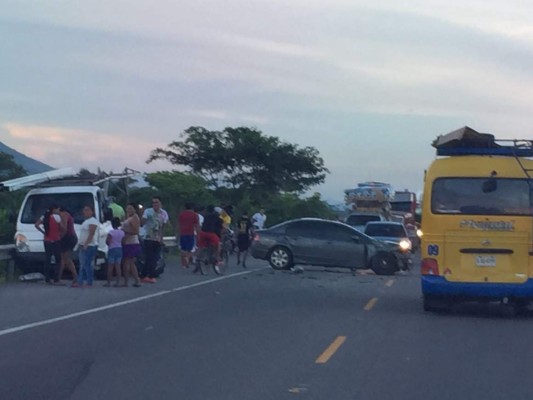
[178,202,200,268]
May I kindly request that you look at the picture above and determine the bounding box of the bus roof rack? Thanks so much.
[433,126,533,157]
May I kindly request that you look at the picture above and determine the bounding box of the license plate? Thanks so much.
[476,255,496,267]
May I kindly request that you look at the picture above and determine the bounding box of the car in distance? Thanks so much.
[251,218,406,275]
[363,221,413,270]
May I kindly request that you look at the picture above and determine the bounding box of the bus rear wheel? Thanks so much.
[423,295,452,313]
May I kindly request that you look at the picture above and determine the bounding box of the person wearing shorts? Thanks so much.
[194,205,222,274]
[121,203,142,287]
[178,202,199,268]
[105,217,125,287]
[236,211,254,268]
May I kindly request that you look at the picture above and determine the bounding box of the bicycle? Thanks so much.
[217,228,234,275]
[193,229,233,276]
[193,244,218,275]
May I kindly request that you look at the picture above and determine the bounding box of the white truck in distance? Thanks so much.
[344,182,394,231]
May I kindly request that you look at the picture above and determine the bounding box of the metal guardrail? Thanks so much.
[0,237,178,283]
[0,244,15,261]
[0,244,16,282]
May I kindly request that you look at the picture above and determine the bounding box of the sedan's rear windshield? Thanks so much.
[346,215,381,226]
[432,178,532,216]
[21,193,95,224]
[365,224,406,237]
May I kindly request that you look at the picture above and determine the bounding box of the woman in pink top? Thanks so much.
[105,217,125,287]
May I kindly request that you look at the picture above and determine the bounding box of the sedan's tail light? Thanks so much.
[253,233,260,241]
[421,258,439,275]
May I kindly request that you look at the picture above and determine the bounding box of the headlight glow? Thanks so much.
[416,229,423,238]
[15,234,29,252]
[399,239,412,251]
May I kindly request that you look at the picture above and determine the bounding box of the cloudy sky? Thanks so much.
[2,0,533,202]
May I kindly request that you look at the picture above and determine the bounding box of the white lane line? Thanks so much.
[0,268,266,338]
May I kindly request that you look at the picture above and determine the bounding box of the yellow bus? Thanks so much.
[421,127,533,312]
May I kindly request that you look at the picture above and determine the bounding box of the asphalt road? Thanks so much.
[2,253,533,400]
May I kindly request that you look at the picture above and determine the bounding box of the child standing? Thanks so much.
[105,217,125,287]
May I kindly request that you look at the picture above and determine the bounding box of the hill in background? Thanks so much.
[0,141,53,175]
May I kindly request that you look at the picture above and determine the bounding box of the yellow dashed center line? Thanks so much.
[385,279,395,287]
[364,297,379,311]
[315,336,347,364]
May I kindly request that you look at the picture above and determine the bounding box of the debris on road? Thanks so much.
[18,273,45,282]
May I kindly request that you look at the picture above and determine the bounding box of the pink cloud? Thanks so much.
[2,122,168,172]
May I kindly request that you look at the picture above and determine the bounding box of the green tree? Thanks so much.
[0,152,26,180]
[0,191,27,244]
[144,171,215,209]
[0,153,26,244]
[147,127,329,201]
[265,192,335,226]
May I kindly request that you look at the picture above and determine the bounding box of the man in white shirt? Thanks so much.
[141,197,169,283]
[252,209,267,230]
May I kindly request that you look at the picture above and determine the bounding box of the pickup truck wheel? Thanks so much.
[268,246,293,270]
[370,253,398,276]
[94,263,108,280]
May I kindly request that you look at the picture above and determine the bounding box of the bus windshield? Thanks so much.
[431,178,532,216]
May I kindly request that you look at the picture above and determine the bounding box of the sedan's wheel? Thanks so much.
[370,253,398,276]
[269,246,293,270]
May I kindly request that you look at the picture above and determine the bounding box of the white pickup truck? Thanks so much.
[345,212,388,232]
[14,185,112,273]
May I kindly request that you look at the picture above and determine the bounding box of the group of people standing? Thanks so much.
[104,198,169,287]
[36,196,169,288]
[35,204,100,287]
[35,195,267,287]
[177,204,267,270]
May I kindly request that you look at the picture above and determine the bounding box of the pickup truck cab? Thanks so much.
[345,212,387,232]
[14,185,112,272]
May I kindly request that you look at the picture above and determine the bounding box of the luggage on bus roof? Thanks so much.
[432,126,533,157]
[432,126,497,149]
